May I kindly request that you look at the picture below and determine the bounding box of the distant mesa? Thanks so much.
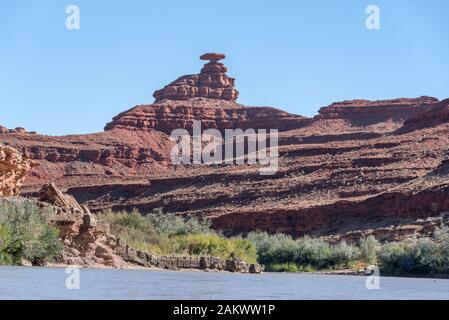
[0,125,31,134]
[153,52,239,102]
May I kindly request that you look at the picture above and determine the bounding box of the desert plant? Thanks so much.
[0,198,63,265]
[358,236,380,265]
[146,209,212,236]
[329,241,361,267]
[378,237,444,275]
[247,231,366,271]
[100,209,256,262]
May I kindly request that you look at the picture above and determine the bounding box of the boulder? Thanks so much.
[38,182,87,213]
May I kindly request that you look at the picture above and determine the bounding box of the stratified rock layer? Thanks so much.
[105,98,308,134]
[153,53,239,102]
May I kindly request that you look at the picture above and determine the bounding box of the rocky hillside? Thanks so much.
[2,53,449,241]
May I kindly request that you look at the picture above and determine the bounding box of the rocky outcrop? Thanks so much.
[37,183,262,272]
[313,96,439,132]
[0,129,175,192]
[38,182,87,212]
[0,145,35,196]
[0,125,32,134]
[153,53,239,102]
[395,98,449,134]
[321,214,449,244]
[104,98,308,134]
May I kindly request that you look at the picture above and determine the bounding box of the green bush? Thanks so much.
[295,236,333,268]
[358,236,380,265]
[247,232,361,271]
[378,236,446,275]
[0,199,63,265]
[99,210,160,247]
[146,208,212,236]
[175,234,257,263]
[329,241,360,267]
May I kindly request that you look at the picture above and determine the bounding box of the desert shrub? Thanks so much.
[329,241,361,267]
[378,237,445,275]
[435,227,449,274]
[247,232,360,271]
[100,209,256,262]
[175,234,257,263]
[146,209,212,236]
[100,210,160,247]
[358,236,380,265]
[246,232,298,266]
[0,199,63,265]
[294,236,333,268]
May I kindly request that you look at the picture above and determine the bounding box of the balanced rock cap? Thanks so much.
[200,53,226,62]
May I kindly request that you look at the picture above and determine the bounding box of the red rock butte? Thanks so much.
[2,52,449,242]
[153,53,239,102]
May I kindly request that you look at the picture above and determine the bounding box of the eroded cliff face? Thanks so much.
[104,99,308,134]
[0,144,35,196]
[2,53,449,241]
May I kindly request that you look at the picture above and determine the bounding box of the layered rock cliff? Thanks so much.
[104,98,308,134]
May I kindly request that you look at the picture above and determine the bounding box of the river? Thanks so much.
[0,266,448,299]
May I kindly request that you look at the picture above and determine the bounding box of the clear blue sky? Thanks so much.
[1,0,448,135]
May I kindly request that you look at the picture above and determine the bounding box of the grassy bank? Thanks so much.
[0,199,63,265]
[99,210,258,264]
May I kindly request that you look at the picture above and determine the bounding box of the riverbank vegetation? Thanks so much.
[99,210,258,264]
[246,232,378,272]
[101,210,449,276]
[247,230,449,275]
[378,229,449,275]
[0,199,63,265]
[1,202,448,276]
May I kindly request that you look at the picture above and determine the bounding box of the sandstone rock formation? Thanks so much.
[153,53,239,102]
[3,53,449,242]
[105,98,308,134]
[36,183,262,272]
[38,182,87,212]
[0,145,35,196]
